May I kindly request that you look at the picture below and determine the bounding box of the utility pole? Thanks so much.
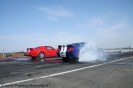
[3,50,4,58]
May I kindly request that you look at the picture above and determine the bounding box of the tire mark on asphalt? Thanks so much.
[0,62,62,74]
[1,56,133,87]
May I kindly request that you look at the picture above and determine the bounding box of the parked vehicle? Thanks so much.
[26,46,57,59]
[6,53,13,57]
[57,42,103,62]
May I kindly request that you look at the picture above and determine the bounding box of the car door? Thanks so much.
[45,46,57,57]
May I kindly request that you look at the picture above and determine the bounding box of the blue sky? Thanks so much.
[0,0,133,52]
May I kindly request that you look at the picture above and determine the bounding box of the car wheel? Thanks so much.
[38,52,45,59]
[62,57,69,62]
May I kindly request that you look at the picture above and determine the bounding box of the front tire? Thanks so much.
[38,52,45,59]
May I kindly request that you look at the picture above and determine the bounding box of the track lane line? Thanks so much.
[0,56,133,87]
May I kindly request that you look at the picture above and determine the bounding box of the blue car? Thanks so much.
[57,42,103,62]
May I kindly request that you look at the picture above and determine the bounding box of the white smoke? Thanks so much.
[79,42,106,62]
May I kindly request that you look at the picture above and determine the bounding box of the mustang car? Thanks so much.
[26,46,57,59]
[57,42,103,62]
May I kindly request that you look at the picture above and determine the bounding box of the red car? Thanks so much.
[26,46,57,59]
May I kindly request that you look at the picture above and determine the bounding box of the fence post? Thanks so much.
[3,50,4,58]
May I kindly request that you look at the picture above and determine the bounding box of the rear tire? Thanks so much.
[38,52,45,59]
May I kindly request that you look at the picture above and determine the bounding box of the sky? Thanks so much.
[0,0,133,52]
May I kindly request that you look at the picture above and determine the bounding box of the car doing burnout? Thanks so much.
[26,46,57,59]
[57,42,103,62]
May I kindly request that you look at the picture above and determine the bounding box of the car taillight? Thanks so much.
[27,48,33,52]
[68,47,73,51]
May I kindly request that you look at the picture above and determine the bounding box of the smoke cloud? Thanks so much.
[79,42,106,62]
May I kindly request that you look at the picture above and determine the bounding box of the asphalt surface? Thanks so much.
[0,52,133,88]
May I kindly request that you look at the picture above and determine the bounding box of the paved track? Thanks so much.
[0,52,133,88]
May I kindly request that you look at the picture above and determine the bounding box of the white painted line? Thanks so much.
[0,56,133,87]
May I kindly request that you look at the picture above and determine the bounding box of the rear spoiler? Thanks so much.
[27,48,34,50]
[58,45,61,47]
[27,48,33,49]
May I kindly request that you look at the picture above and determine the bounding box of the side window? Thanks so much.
[46,46,54,50]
